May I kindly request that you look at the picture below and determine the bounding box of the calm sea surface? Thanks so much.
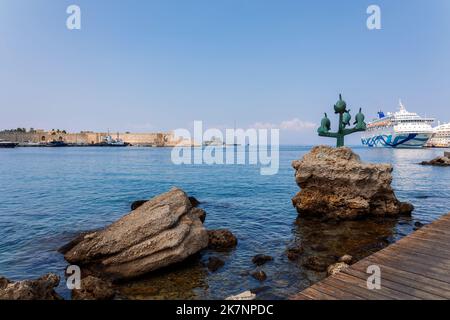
[0,146,449,299]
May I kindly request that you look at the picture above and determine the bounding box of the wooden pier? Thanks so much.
[292,213,450,300]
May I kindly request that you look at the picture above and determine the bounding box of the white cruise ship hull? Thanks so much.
[361,132,432,148]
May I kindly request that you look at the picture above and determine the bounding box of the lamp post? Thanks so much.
[318,94,367,147]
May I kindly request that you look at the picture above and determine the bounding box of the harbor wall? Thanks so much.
[0,131,178,146]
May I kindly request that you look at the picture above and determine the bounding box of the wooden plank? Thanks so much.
[310,280,365,300]
[328,273,402,300]
[389,240,450,259]
[407,234,450,248]
[292,212,450,300]
[385,245,450,264]
[350,259,450,295]
[376,246,450,268]
[373,250,450,277]
[291,292,313,300]
[365,252,450,283]
[341,268,445,300]
[298,287,338,300]
[320,277,381,300]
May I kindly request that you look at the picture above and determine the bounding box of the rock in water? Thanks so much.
[286,247,303,261]
[251,270,267,281]
[252,254,273,266]
[206,257,225,272]
[292,146,414,220]
[72,276,116,300]
[207,229,238,250]
[64,187,209,280]
[0,273,62,300]
[420,155,450,166]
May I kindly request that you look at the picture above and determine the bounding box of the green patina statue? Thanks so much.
[317,94,367,147]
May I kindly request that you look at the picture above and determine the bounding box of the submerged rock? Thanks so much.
[206,257,225,272]
[0,273,62,300]
[252,254,273,266]
[311,244,328,252]
[63,187,209,280]
[302,256,328,272]
[251,270,267,281]
[72,276,116,300]
[292,146,414,220]
[286,246,304,261]
[207,229,237,250]
[327,262,349,276]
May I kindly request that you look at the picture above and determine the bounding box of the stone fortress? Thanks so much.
[0,129,180,147]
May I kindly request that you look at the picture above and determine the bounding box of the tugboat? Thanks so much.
[98,134,129,147]
[47,140,69,147]
[0,139,19,148]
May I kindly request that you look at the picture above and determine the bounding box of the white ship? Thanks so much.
[426,122,450,148]
[361,100,434,148]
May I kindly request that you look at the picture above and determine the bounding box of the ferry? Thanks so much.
[361,101,434,148]
[0,139,19,148]
[426,122,450,148]
[203,136,224,147]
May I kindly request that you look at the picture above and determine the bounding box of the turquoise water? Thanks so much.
[0,146,449,299]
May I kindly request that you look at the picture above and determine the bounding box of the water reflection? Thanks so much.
[289,216,398,283]
[115,255,209,300]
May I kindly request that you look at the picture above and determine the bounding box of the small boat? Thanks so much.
[203,136,225,147]
[47,140,69,147]
[19,141,44,147]
[97,135,129,147]
[0,140,19,148]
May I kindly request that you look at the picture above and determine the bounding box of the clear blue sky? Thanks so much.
[1,0,449,144]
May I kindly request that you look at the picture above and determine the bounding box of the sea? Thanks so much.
[0,146,449,299]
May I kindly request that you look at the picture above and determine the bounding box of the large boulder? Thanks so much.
[63,187,209,280]
[0,273,62,300]
[292,146,414,220]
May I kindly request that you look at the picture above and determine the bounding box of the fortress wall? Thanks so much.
[0,131,176,146]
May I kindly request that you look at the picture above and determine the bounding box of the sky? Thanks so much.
[1,0,449,144]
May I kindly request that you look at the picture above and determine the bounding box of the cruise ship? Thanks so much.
[426,122,450,148]
[361,101,434,148]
